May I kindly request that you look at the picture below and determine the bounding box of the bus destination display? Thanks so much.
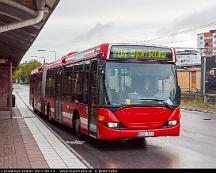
[109,45,173,61]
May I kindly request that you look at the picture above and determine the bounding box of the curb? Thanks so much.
[181,107,216,115]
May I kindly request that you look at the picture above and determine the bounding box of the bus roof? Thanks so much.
[31,43,175,75]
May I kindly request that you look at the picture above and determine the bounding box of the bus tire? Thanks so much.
[74,113,83,139]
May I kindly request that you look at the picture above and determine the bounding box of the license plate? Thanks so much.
[137,131,154,137]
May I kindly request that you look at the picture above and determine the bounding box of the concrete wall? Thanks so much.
[0,67,9,111]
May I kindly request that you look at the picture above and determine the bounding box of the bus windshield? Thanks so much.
[102,62,179,107]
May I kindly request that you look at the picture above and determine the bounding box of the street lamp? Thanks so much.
[31,56,46,64]
[37,49,56,61]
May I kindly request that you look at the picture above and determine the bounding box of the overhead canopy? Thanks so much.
[0,0,59,67]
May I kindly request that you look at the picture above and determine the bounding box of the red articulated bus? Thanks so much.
[30,43,181,141]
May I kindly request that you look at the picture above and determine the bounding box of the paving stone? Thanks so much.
[0,108,48,168]
[6,92,88,169]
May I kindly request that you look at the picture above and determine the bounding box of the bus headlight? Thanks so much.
[104,122,127,129]
[168,120,178,126]
[106,122,119,128]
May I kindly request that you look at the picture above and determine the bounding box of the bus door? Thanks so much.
[88,59,98,138]
[55,68,63,122]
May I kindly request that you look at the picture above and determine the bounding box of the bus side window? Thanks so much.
[45,74,48,98]
[83,61,90,104]
[50,69,55,99]
[62,72,67,101]
[67,74,72,101]
[71,72,76,102]
[46,70,55,99]
[73,62,84,103]
[36,74,42,96]
[90,61,97,105]
[51,69,56,98]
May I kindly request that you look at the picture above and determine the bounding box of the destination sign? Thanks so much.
[109,45,173,61]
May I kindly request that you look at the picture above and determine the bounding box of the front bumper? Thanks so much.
[97,123,180,140]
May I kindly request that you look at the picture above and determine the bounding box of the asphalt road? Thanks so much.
[14,84,216,168]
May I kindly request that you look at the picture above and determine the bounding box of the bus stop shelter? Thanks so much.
[0,0,59,117]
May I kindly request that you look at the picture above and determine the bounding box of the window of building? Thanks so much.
[192,73,196,83]
[191,71,196,89]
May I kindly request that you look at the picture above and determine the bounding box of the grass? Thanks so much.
[181,95,216,112]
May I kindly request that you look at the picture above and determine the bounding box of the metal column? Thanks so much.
[188,71,191,92]
[202,56,207,104]
[8,58,12,118]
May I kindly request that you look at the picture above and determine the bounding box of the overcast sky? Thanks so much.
[22,0,216,63]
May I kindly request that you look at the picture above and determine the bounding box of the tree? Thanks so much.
[13,60,42,83]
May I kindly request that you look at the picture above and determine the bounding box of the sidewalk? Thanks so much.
[0,93,88,169]
[181,106,216,115]
[0,109,48,168]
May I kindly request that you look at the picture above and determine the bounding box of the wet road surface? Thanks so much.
[15,84,216,168]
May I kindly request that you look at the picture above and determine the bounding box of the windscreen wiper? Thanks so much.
[139,98,175,110]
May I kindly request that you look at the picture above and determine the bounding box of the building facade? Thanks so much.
[177,65,201,93]
[176,50,201,93]
[197,30,216,59]
[176,30,216,93]
[176,50,199,66]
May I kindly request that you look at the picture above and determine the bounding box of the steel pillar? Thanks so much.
[8,58,12,118]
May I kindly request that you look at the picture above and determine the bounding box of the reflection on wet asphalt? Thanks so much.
[15,84,216,168]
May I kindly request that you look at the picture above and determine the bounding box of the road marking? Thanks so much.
[66,140,85,145]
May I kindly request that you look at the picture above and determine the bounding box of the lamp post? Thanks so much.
[31,56,46,64]
[202,56,207,104]
[37,49,56,61]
